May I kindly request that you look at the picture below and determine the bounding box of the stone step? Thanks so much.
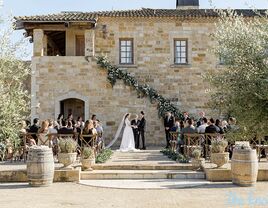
[79,179,211,189]
[80,170,205,180]
[92,164,194,170]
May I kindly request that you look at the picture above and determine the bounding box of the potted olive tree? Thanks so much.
[58,137,77,168]
[210,138,229,168]
[191,147,204,170]
[81,147,95,171]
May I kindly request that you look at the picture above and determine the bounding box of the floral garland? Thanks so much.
[87,56,183,118]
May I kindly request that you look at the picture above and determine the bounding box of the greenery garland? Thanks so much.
[88,56,183,119]
[96,148,113,164]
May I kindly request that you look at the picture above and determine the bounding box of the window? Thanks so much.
[119,38,134,64]
[174,39,188,64]
[45,31,66,56]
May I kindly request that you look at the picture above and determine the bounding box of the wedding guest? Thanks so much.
[20,120,36,146]
[183,112,189,122]
[227,117,239,131]
[221,120,228,133]
[197,117,208,134]
[170,118,182,153]
[57,114,64,128]
[48,119,58,134]
[215,119,224,134]
[58,120,74,134]
[205,118,220,134]
[91,114,97,122]
[38,120,49,134]
[83,120,97,146]
[95,120,104,148]
[76,116,85,134]
[28,118,40,142]
[164,112,174,148]
[67,113,75,126]
[37,120,50,146]
[197,111,205,127]
[181,119,197,134]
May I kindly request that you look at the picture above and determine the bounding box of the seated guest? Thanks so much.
[181,119,197,134]
[91,114,97,122]
[197,117,208,134]
[20,120,36,146]
[76,116,85,134]
[227,117,239,131]
[48,119,58,134]
[58,120,74,135]
[82,120,97,146]
[205,118,220,134]
[221,120,228,133]
[38,120,50,146]
[196,111,205,127]
[28,118,40,142]
[215,119,224,134]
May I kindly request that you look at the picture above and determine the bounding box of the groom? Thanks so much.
[138,111,146,150]
[131,114,140,149]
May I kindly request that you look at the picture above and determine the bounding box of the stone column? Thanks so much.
[33,29,45,56]
[85,29,95,57]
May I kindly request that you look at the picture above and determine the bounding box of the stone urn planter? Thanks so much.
[211,138,229,168]
[191,147,204,170]
[231,143,258,187]
[211,152,229,168]
[58,137,77,168]
[81,147,95,171]
[58,152,77,168]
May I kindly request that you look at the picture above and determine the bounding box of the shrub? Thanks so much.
[59,137,77,153]
[82,147,94,160]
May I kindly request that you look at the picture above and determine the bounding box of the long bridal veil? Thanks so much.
[105,114,127,149]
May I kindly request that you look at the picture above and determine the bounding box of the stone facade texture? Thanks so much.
[30,16,220,146]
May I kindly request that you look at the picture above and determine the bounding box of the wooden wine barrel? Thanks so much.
[231,147,258,186]
[27,146,54,187]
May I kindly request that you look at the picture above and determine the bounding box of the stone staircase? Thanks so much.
[80,150,205,182]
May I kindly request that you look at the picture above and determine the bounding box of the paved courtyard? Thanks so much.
[1,182,268,208]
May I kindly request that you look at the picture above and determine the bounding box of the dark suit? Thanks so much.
[131,119,140,149]
[58,127,74,135]
[28,124,40,142]
[164,116,175,148]
[138,117,146,149]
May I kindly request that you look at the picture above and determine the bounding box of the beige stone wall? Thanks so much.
[31,17,221,146]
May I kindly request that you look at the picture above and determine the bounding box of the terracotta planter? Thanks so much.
[192,158,204,170]
[58,153,77,168]
[211,152,229,168]
[81,158,95,171]
[231,147,258,187]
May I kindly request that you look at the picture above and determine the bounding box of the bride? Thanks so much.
[106,113,137,152]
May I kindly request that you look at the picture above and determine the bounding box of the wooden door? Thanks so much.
[76,35,85,56]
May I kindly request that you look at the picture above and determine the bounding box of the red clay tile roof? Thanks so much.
[14,8,267,26]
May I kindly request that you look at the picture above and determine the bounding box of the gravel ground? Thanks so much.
[1,182,268,208]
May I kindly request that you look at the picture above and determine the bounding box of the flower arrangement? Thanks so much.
[88,55,183,118]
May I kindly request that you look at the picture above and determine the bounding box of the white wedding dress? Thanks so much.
[119,118,136,152]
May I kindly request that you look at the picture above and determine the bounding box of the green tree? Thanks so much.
[0,15,30,151]
[207,10,268,140]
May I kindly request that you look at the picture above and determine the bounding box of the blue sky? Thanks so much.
[0,0,267,59]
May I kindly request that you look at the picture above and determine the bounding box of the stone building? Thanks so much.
[15,0,262,145]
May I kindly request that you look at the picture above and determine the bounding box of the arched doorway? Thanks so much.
[55,91,89,121]
[60,98,85,120]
